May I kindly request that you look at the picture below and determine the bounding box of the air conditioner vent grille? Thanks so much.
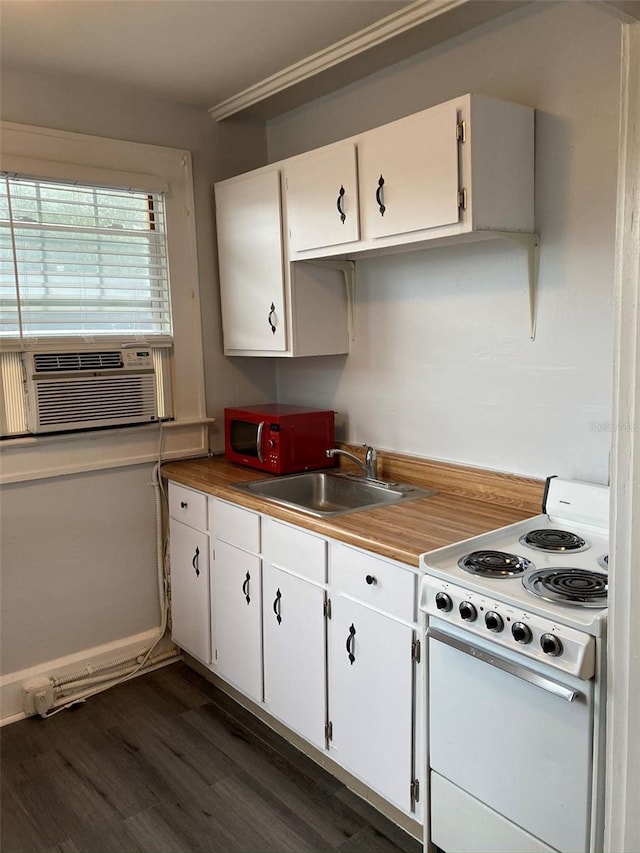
[33,351,124,373]
[31,375,157,431]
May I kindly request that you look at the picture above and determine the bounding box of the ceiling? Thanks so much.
[0,0,411,110]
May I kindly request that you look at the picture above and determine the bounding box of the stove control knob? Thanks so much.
[459,601,477,622]
[435,592,453,612]
[512,622,533,644]
[541,633,563,657]
[485,611,504,632]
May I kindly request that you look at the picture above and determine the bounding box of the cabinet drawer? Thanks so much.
[330,543,416,622]
[263,518,326,584]
[168,482,208,530]
[212,498,260,554]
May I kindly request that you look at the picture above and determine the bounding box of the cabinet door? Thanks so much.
[359,101,460,240]
[263,564,326,749]
[215,169,287,352]
[328,595,414,813]
[169,519,210,663]
[211,539,262,702]
[285,142,359,252]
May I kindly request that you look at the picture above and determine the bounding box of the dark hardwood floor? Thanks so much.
[1,662,422,853]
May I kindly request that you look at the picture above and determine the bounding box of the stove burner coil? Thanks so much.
[598,554,609,569]
[458,550,533,578]
[519,528,589,553]
[522,568,608,607]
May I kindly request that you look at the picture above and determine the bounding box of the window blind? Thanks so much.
[0,174,172,343]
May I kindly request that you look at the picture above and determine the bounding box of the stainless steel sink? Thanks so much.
[232,470,435,517]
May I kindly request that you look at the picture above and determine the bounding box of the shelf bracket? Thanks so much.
[485,231,540,341]
[300,259,356,341]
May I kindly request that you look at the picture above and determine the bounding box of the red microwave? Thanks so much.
[224,404,335,474]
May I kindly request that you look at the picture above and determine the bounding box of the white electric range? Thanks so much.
[419,476,609,853]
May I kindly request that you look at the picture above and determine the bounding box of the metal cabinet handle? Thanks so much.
[365,574,377,585]
[273,588,282,624]
[346,623,356,665]
[268,302,277,334]
[336,185,346,224]
[180,500,188,509]
[242,571,251,604]
[375,175,385,216]
[427,626,582,703]
[192,546,200,577]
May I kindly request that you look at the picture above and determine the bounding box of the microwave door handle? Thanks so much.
[427,626,582,703]
[256,420,265,463]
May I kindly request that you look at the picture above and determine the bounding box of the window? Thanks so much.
[0,175,175,436]
[0,173,171,435]
[1,175,172,341]
[0,122,207,479]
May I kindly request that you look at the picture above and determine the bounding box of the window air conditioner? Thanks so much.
[23,350,158,434]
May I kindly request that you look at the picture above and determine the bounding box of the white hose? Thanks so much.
[50,461,167,691]
[55,649,179,694]
[40,449,210,712]
[43,649,180,717]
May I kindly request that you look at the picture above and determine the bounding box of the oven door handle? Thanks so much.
[427,627,583,703]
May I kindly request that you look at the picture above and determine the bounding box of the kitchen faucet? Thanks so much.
[326,445,378,480]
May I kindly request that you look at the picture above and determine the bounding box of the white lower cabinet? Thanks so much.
[329,595,416,814]
[168,484,211,664]
[210,538,262,702]
[328,542,421,817]
[263,563,326,749]
[167,483,422,822]
[210,499,262,703]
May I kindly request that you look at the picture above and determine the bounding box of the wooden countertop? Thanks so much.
[162,453,545,568]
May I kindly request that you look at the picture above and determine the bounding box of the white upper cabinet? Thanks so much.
[215,167,350,358]
[285,142,360,251]
[214,93,535,353]
[358,101,460,240]
[284,93,535,261]
[215,169,287,353]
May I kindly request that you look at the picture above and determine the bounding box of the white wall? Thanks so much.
[1,466,161,673]
[269,2,621,484]
[0,69,276,705]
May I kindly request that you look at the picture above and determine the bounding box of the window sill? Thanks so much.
[0,418,215,485]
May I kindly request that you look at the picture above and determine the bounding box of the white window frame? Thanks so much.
[0,122,208,484]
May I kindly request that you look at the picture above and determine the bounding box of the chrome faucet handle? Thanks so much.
[362,445,378,478]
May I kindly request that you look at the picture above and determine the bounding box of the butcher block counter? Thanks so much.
[162,448,545,566]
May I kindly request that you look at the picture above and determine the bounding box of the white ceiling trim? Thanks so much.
[208,0,468,121]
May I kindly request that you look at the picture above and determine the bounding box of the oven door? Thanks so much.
[427,617,594,853]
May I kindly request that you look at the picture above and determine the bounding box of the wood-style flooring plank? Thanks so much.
[339,825,421,853]
[1,662,419,853]
[182,672,344,794]
[182,704,364,847]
